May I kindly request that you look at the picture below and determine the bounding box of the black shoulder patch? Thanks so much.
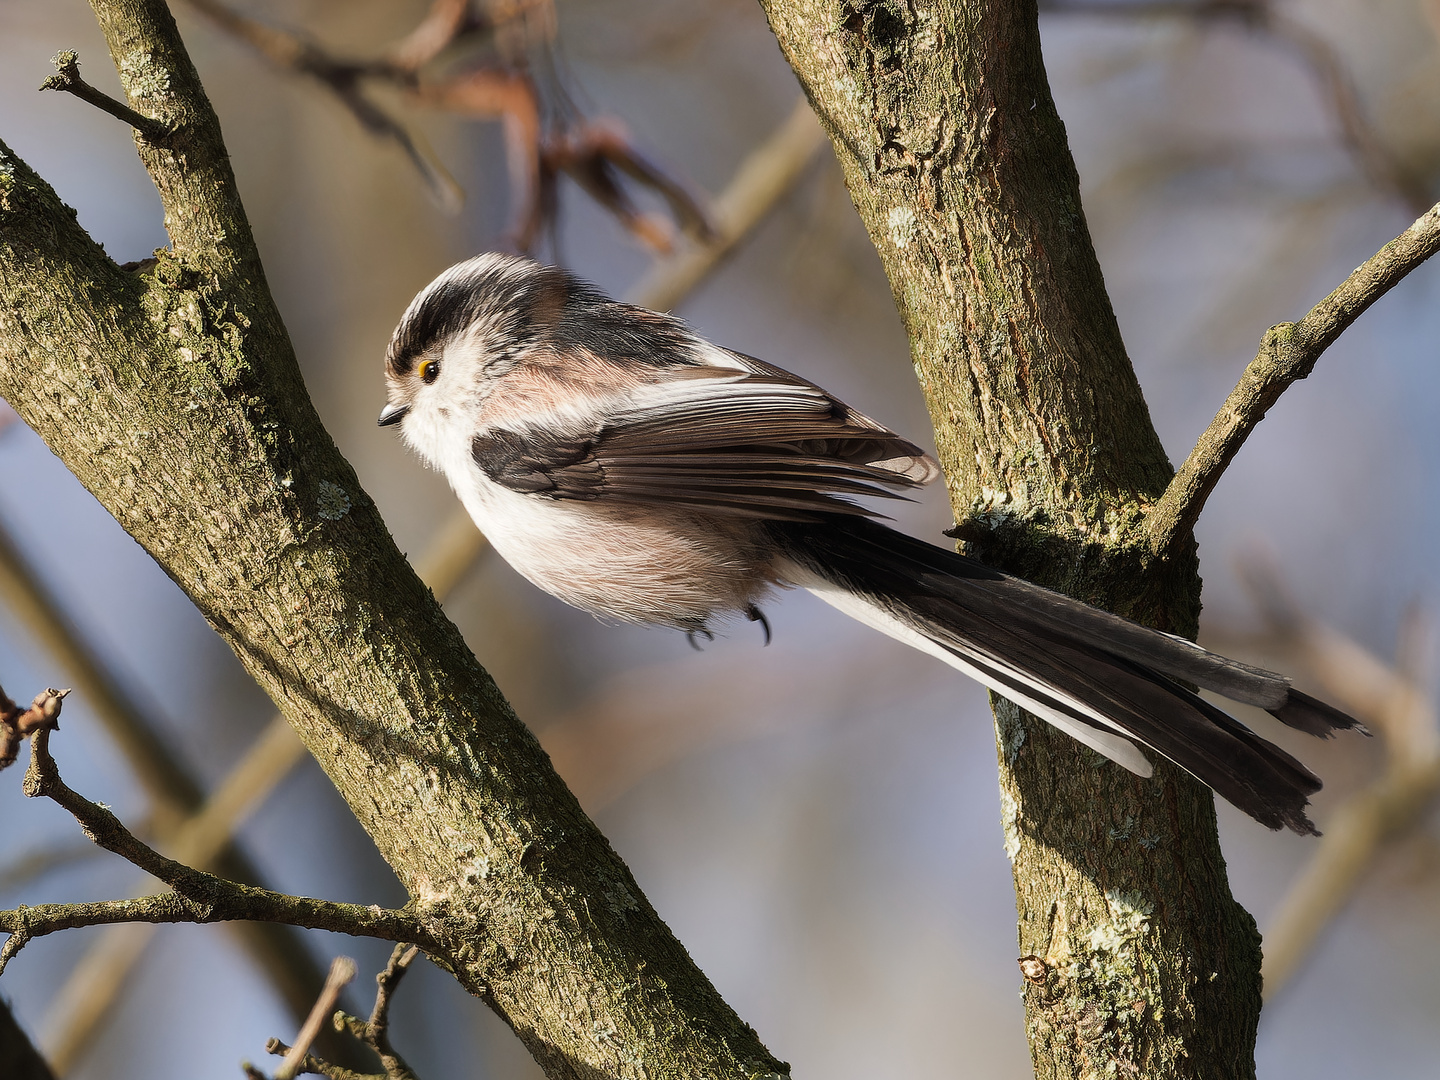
[544,293,697,368]
[471,428,604,499]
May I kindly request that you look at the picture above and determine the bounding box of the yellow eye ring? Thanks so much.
[418,358,440,384]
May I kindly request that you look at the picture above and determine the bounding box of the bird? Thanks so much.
[379,252,1361,835]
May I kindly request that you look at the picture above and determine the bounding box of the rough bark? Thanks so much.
[758,1,1263,1076]
[0,3,787,1078]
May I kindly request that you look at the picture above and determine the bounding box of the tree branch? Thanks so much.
[0,687,67,768]
[0,728,431,977]
[0,2,786,1075]
[0,890,421,977]
[38,50,174,144]
[0,508,373,1072]
[1147,201,1440,557]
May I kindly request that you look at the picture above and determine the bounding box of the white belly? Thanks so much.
[452,468,773,630]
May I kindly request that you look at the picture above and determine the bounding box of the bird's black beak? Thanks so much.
[378,402,410,427]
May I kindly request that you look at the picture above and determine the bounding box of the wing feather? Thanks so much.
[471,361,940,520]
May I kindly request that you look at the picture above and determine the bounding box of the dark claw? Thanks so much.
[745,604,772,646]
[686,628,714,651]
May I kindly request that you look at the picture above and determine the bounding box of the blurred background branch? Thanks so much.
[1040,0,1435,213]
[1229,555,1440,999]
[180,0,715,249]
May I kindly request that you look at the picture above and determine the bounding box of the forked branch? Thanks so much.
[1147,201,1440,556]
[253,945,425,1080]
[0,726,432,977]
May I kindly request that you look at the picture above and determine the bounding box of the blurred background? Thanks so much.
[2,0,1440,1076]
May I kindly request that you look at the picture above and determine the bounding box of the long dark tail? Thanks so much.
[768,517,1363,835]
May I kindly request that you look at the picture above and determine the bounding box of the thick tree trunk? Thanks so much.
[758,1,1264,1076]
[0,3,788,1078]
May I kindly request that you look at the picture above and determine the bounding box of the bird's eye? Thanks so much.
[418,358,440,384]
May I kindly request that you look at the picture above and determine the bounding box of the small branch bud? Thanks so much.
[0,686,69,769]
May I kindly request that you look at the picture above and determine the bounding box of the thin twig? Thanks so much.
[0,729,431,976]
[0,686,68,768]
[39,51,175,144]
[261,1041,374,1079]
[365,943,420,1070]
[260,1042,370,1080]
[276,957,358,1080]
[0,513,357,1068]
[0,880,424,977]
[258,945,424,1080]
[330,946,424,1080]
[36,719,354,1069]
[1147,200,1440,556]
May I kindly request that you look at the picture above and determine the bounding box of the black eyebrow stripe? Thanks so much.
[388,278,478,374]
[387,257,701,377]
[388,262,565,375]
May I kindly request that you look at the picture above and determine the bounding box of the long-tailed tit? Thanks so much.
[381,252,1360,834]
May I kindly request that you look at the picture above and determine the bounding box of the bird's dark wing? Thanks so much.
[472,364,940,521]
